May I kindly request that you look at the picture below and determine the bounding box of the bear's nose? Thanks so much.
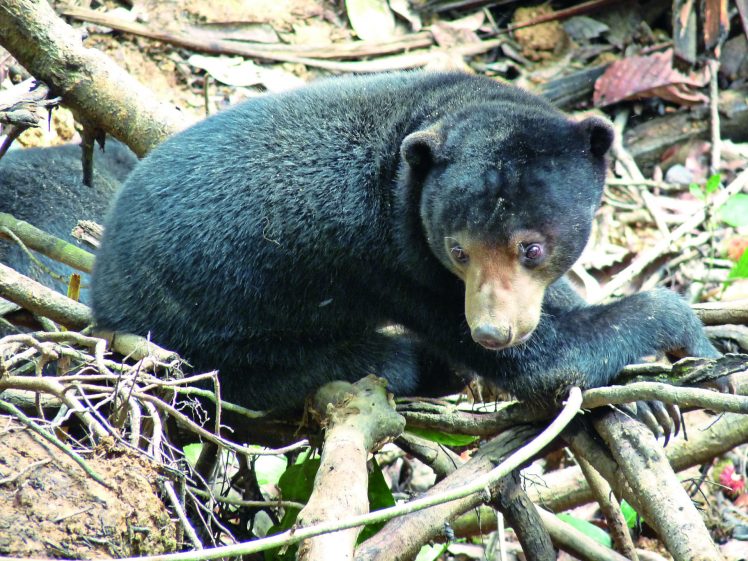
[472,325,512,350]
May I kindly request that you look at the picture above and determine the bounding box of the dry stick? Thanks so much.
[61,7,434,61]
[354,425,541,561]
[0,264,177,363]
[400,399,544,437]
[396,435,554,559]
[354,391,583,561]
[0,0,183,156]
[132,391,309,457]
[0,389,581,561]
[452,409,748,534]
[582,381,748,413]
[611,110,671,237]
[593,408,722,561]
[402,367,747,441]
[705,324,748,349]
[59,0,620,74]
[187,487,306,510]
[572,453,639,561]
[59,5,503,73]
[693,298,748,325]
[0,213,96,273]
[161,480,203,551]
[0,375,109,439]
[394,432,462,481]
[297,377,406,561]
[593,166,748,302]
[0,262,91,329]
[490,471,555,561]
[709,58,721,174]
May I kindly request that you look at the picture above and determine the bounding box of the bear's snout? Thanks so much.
[471,324,512,350]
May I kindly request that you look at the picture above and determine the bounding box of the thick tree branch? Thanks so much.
[0,0,184,155]
[592,409,722,561]
[0,212,95,273]
[297,376,406,561]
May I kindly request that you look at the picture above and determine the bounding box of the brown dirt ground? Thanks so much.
[0,421,177,559]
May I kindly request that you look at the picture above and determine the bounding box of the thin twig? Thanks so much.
[188,486,306,510]
[0,375,110,438]
[709,58,721,174]
[161,480,203,551]
[611,110,670,237]
[582,381,748,412]
[572,454,638,560]
[0,458,51,485]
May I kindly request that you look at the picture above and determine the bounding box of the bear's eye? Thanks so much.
[450,245,469,265]
[522,243,544,262]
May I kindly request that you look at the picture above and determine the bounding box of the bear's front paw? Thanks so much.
[643,289,721,360]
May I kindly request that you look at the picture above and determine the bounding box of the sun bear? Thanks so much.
[91,71,718,410]
[1,141,137,304]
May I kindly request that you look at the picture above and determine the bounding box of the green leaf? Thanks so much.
[720,194,748,228]
[705,173,721,194]
[358,458,397,542]
[556,513,613,547]
[255,455,289,487]
[689,182,705,201]
[728,247,748,280]
[265,457,320,560]
[277,457,320,502]
[182,443,202,467]
[620,500,639,529]
[414,544,448,561]
[405,427,479,447]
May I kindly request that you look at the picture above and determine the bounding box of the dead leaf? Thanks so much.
[563,16,609,42]
[345,0,396,42]
[593,49,710,107]
[389,0,422,32]
[431,22,480,48]
[186,22,281,44]
[187,55,304,92]
[446,11,485,32]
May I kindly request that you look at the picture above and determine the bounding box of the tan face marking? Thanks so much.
[449,233,552,350]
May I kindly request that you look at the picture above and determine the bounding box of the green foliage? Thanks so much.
[265,457,321,561]
[728,247,748,280]
[414,543,448,561]
[264,456,397,559]
[255,455,289,487]
[689,173,721,201]
[720,193,748,228]
[182,443,202,467]
[620,500,639,529]
[358,458,397,542]
[405,427,479,446]
[556,513,613,547]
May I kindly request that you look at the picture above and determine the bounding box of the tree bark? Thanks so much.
[0,0,184,156]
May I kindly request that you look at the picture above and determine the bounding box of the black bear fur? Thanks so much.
[0,141,137,304]
[91,71,719,410]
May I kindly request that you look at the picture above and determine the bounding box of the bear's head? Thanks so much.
[400,103,613,350]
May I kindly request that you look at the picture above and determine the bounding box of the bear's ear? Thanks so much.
[579,116,614,158]
[401,129,443,170]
